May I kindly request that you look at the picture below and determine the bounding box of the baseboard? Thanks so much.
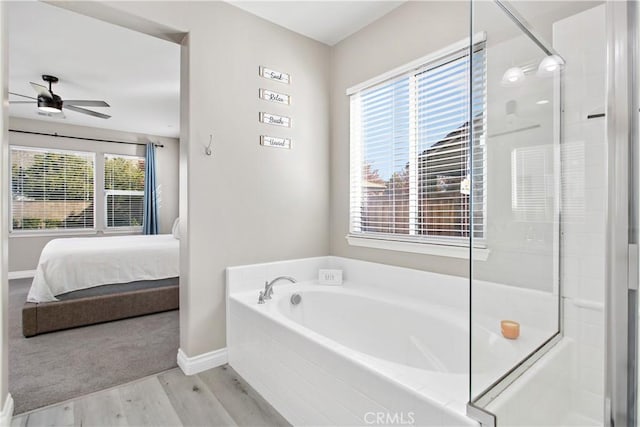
[0,393,14,427]
[177,347,227,376]
[8,270,36,280]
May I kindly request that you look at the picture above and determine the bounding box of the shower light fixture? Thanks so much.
[501,67,525,87]
[537,55,565,76]
[536,99,550,105]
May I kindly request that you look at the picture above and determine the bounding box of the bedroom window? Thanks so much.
[347,40,486,253]
[104,154,145,229]
[10,146,95,232]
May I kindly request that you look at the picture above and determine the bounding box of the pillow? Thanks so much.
[172,218,180,240]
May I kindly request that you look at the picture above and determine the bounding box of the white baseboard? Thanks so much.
[0,394,13,427]
[177,347,227,376]
[8,270,36,280]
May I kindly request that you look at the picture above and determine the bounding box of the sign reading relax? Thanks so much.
[259,89,290,105]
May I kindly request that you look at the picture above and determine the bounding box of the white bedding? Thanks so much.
[28,234,179,303]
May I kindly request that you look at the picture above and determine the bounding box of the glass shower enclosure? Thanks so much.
[465,1,609,425]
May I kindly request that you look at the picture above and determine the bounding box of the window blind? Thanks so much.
[350,45,486,244]
[104,154,145,229]
[11,146,95,231]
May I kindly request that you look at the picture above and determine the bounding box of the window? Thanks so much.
[11,146,95,231]
[104,154,145,229]
[349,42,486,247]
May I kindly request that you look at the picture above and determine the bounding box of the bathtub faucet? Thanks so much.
[263,276,297,301]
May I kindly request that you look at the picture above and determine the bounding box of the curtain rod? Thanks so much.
[8,129,164,148]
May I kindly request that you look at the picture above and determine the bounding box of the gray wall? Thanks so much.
[8,117,179,272]
[97,1,331,356]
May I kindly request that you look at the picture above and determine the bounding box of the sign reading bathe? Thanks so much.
[259,112,291,128]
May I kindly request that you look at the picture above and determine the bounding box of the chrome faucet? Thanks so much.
[263,276,296,300]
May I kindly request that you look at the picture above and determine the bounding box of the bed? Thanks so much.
[22,234,179,337]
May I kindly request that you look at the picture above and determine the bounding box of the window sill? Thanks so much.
[10,228,143,238]
[345,234,490,261]
[10,230,98,238]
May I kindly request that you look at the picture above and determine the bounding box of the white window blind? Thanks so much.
[350,44,486,244]
[11,146,95,231]
[104,154,145,229]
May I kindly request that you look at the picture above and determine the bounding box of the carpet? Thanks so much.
[9,278,179,414]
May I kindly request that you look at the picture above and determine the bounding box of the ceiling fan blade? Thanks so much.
[9,92,37,100]
[63,100,110,107]
[30,82,52,98]
[9,101,35,104]
[64,104,111,119]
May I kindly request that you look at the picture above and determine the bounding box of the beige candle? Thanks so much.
[501,320,520,340]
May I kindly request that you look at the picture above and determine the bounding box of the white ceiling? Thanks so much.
[228,1,404,46]
[8,1,180,138]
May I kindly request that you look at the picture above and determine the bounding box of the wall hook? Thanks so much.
[205,134,213,156]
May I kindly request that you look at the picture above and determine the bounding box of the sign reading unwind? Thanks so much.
[260,136,291,150]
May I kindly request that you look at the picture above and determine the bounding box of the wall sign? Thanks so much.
[260,112,291,128]
[261,135,291,149]
[259,66,290,84]
[259,89,290,105]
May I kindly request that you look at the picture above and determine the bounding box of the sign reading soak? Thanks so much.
[259,66,290,84]
[261,135,291,149]
[259,89,290,105]
[260,112,291,128]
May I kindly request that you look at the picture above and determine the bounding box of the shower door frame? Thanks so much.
[605,1,638,426]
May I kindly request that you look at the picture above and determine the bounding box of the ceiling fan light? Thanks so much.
[38,106,62,113]
[37,94,63,113]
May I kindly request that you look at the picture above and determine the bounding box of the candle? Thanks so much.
[501,320,520,340]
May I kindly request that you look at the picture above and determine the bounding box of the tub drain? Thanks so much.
[290,293,302,305]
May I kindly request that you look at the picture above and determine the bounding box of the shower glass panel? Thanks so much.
[469,0,562,409]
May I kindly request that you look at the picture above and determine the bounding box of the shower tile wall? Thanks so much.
[556,4,606,422]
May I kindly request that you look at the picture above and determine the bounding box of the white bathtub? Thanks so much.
[275,286,514,376]
[226,257,557,426]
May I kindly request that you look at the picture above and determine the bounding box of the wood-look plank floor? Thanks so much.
[11,365,290,427]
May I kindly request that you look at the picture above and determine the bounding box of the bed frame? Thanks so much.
[22,280,179,337]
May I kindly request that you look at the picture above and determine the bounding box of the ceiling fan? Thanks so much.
[9,75,111,119]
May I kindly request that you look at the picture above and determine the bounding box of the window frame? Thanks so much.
[346,34,489,259]
[9,145,97,236]
[103,153,145,232]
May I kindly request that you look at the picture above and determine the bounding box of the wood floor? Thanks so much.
[11,365,290,427]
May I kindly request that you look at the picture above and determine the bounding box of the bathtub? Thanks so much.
[226,257,557,426]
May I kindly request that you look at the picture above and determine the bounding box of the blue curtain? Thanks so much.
[143,143,159,235]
